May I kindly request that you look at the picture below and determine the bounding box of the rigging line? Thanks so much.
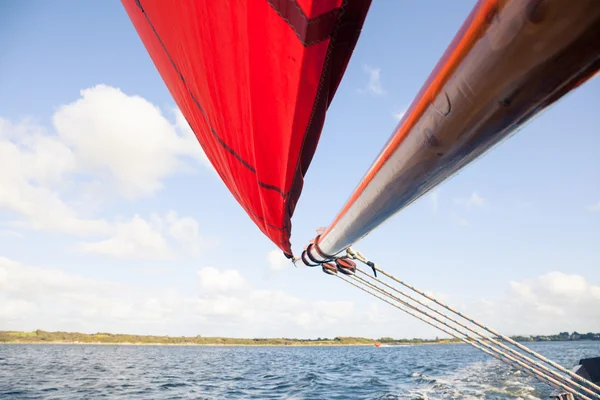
[347,274,594,400]
[338,275,585,400]
[336,274,591,400]
[349,273,597,399]
[348,248,600,395]
[353,267,600,399]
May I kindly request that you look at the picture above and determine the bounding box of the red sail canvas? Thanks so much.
[121,0,372,255]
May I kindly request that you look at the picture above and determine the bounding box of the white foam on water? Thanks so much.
[397,359,544,399]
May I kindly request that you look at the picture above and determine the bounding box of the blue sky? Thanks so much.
[0,1,598,339]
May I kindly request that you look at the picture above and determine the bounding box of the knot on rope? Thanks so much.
[347,247,377,277]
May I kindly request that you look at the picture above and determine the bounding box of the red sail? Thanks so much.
[121,0,371,256]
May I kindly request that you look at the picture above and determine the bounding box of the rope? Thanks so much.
[346,273,594,400]
[353,267,599,399]
[335,248,600,399]
[336,274,591,399]
[347,248,600,395]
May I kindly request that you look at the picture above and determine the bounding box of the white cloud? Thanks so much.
[267,249,288,272]
[77,211,214,260]
[0,299,37,322]
[0,256,174,328]
[454,192,486,209]
[197,267,246,295]
[0,85,212,237]
[77,214,170,259]
[537,272,590,298]
[5,256,595,339]
[163,211,214,255]
[0,118,110,235]
[362,65,385,96]
[470,272,600,334]
[0,257,368,338]
[53,85,207,199]
[587,202,600,212]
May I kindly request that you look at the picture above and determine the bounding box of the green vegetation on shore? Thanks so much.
[511,332,600,342]
[1,330,597,346]
[0,330,459,346]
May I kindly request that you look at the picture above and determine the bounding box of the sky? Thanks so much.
[0,1,598,340]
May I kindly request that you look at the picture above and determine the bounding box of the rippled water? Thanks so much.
[1,341,598,399]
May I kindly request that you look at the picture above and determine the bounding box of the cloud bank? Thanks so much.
[0,85,215,259]
[1,85,597,340]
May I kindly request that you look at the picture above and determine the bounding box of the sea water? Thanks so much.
[1,341,598,399]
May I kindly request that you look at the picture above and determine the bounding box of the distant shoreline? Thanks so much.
[0,341,383,347]
[2,330,597,347]
[0,341,453,347]
[0,330,459,347]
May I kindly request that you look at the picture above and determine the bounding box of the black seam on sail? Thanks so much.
[282,0,373,250]
[206,158,288,235]
[266,0,340,46]
[134,0,287,199]
[135,0,372,253]
[229,190,287,233]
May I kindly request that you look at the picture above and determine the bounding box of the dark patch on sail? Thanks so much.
[267,0,340,46]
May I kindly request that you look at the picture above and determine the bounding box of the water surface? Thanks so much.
[1,341,598,399]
